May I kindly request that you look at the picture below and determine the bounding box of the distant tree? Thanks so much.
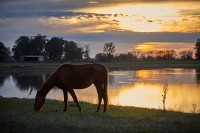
[132,49,141,60]
[155,50,176,60]
[195,38,200,60]
[103,42,115,62]
[180,51,193,60]
[0,42,10,62]
[83,44,90,60]
[140,53,146,60]
[95,53,107,61]
[45,37,64,61]
[164,50,176,60]
[64,41,84,61]
[155,51,165,60]
[12,36,30,60]
[29,34,47,55]
[146,51,154,60]
[115,52,134,61]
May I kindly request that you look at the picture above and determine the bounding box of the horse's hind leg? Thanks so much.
[68,89,81,112]
[63,89,68,112]
[94,83,103,112]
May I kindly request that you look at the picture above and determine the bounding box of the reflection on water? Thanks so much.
[0,74,9,87]
[12,73,45,91]
[0,69,200,113]
[196,69,200,84]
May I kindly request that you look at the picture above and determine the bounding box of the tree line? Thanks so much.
[95,41,199,62]
[0,34,200,62]
[11,34,90,62]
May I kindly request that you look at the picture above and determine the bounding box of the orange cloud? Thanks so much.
[134,42,194,52]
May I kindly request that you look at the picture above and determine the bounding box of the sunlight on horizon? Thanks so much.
[133,42,195,52]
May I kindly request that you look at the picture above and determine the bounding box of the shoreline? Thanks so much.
[0,60,200,72]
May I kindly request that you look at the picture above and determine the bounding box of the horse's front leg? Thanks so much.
[63,89,68,112]
[68,89,81,112]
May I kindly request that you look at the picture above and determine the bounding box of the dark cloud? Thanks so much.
[70,31,200,44]
[0,0,90,18]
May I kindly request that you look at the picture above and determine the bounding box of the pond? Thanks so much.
[0,68,200,113]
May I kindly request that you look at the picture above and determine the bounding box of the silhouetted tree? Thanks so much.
[12,34,47,60]
[29,34,47,55]
[164,50,176,60]
[155,51,165,60]
[64,41,83,61]
[45,37,64,61]
[103,42,115,62]
[0,42,10,62]
[146,51,154,60]
[95,53,107,61]
[155,50,176,60]
[180,51,193,60]
[132,49,141,60]
[83,44,90,60]
[115,52,134,61]
[195,38,200,60]
[12,36,30,60]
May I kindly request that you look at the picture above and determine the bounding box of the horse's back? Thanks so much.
[55,63,107,87]
[59,63,107,74]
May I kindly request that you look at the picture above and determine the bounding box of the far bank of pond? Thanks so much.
[0,60,200,72]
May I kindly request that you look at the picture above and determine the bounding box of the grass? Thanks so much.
[0,97,200,133]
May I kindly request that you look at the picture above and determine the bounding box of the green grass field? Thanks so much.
[0,97,200,133]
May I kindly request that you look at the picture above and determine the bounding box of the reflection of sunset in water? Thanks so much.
[0,69,200,113]
[108,83,200,113]
[117,85,161,108]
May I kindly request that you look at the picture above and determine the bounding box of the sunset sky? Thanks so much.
[0,0,200,57]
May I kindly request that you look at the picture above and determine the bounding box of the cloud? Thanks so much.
[0,0,200,57]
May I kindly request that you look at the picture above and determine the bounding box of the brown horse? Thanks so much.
[34,63,108,112]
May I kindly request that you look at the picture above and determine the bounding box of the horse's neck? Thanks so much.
[39,75,55,97]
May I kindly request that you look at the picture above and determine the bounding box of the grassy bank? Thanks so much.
[0,97,200,133]
[0,60,200,72]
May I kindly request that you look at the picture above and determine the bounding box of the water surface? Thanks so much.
[0,68,200,113]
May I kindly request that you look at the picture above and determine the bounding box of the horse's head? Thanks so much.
[34,91,45,112]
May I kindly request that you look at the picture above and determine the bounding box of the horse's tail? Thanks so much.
[103,69,109,112]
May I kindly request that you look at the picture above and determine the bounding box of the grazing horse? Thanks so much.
[34,63,108,112]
